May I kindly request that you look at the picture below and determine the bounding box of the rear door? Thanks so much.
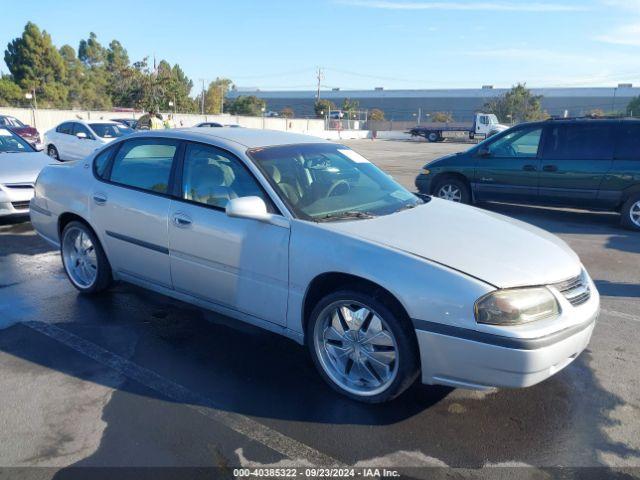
[90,137,180,288]
[53,122,74,159]
[538,122,614,206]
[599,122,640,207]
[474,125,543,202]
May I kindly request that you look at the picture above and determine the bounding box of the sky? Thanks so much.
[3,0,640,92]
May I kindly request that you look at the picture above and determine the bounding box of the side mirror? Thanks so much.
[225,196,289,228]
[477,147,491,158]
[76,131,88,139]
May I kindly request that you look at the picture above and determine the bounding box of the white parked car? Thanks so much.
[0,127,54,217]
[30,128,599,403]
[44,120,131,161]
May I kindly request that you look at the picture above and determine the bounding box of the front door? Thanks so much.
[90,137,180,288]
[168,142,290,326]
[73,123,100,160]
[538,123,614,206]
[474,126,543,202]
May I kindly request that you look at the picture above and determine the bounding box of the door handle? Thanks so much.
[172,213,192,228]
[542,165,558,172]
[93,194,107,205]
[522,164,537,172]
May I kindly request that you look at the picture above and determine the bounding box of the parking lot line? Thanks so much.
[24,320,342,467]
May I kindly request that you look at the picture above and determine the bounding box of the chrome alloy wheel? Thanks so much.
[437,184,462,202]
[314,301,399,396]
[631,200,640,228]
[62,227,98,288]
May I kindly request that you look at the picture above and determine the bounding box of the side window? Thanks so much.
[93,146,115,179]
[0,117,7,126]
[57,122,73,134]
[488,128,542,158]
[543,124,613,160]
[72,123,92,139]
[181,143,270,210]
[109,139,178,194]
[615,124,640,161]
[480,116,489,125]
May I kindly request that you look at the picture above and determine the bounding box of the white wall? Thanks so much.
[0,107,326,136]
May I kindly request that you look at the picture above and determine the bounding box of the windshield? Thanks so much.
[89,123,130,138]
[249,143,423,221]
[0,128,34,153]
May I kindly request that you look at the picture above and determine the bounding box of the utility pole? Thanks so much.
[315,67,324,102]
[199,79,206,115]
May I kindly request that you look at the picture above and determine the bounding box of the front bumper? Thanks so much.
[415,307,598,390]
[415,174,432,193]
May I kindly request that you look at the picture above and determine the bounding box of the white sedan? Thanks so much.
[44,120,131,162]
[0,127,54,217]
[30,128,599,403]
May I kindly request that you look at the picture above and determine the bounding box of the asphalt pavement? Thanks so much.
[0,139,639,478]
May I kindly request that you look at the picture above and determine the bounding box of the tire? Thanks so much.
[620,193,640,231]
[433,176,471,204]
[61,221,112,294]
[306,289,420,403]
[47,145,60,161]
[427,132,439,143]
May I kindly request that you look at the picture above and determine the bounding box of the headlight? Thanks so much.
[475,287,560,326]
[421,168,431,175]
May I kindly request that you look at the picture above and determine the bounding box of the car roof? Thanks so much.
[130,127,330,149]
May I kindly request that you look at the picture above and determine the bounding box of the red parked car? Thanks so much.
[0,115,42,150]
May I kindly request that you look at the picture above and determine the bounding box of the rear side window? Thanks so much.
[109,139,179,194]
[615,123,640,161]
[543,124,613,160]
[57,122,73,135]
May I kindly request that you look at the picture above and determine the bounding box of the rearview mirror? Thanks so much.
[225,196,289,228]
[477,147,491,157]
[76,131,88,139]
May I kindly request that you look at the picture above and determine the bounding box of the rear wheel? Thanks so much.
[427,132,439,142]
[47,145,60,161]
[307,289,419,403]
[61,221,112,293]
[621,193,640,231]
[434,176,471,204]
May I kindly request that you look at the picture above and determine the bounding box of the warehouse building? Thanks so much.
[227,85,640,122]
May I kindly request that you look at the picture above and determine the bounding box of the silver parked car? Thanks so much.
[0,127,54,217]
[30,128,599,403]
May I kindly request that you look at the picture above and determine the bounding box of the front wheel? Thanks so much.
[427,132,439,142]
[61,221,112,293]
[433,177,471,204]
[307,290,420,403]
[621,193,640,231]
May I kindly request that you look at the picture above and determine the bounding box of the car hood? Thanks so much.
[0,152,55,184]
[323,198,581,288]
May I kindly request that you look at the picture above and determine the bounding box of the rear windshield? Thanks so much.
[89,123,130,138]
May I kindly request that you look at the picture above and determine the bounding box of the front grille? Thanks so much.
[553,272,591,307]
[11,201,30,210]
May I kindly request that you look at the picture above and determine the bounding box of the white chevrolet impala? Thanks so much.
[30,128,599,403]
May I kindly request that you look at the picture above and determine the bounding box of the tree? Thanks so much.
[368,108,385,121]
[203,78,233,114]
[226,95,266,116]
[280,107,294,118]
[0,77,23,106]
[78,32,106,68]
[627,96,640,117]
[341,98,359,113]
[4,22,68,107]
[431,111,453,122]
[484,83,548,123]
[314,99,335,117]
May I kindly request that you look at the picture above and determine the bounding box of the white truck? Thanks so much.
[408,113,509,142]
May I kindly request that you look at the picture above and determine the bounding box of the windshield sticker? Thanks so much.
[338,149,370,164]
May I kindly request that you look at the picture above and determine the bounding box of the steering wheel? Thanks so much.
[327,180,350,197]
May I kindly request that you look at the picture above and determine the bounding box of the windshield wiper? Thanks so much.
[316,210,377,222]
